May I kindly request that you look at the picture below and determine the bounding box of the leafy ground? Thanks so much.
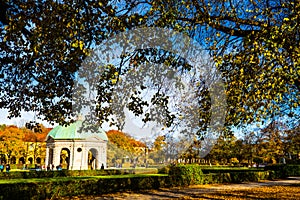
[59,177,300,199]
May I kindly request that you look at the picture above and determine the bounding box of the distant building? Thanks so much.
[1,142,46,166]
[45,120,108,170]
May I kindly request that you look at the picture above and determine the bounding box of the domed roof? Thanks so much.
[47,120,108,141]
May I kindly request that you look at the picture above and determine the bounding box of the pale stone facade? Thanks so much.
[45,121,108,170]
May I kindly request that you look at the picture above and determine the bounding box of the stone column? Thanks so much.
[69,143,73,170]
[102,143,107,168]
[82,147,88,170]
[45,147,49,168]
[52,146,60,169]
[96,147,101,169]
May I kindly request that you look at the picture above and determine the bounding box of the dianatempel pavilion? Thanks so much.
[45,120,108,170]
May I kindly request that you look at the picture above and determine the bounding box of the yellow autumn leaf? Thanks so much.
[34,46,38,54]
[111,79,117,85]
[293,103,298,107]
[71,40,78,48]
[79,41,84,50]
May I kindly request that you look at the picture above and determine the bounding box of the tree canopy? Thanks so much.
[0,0,299,134]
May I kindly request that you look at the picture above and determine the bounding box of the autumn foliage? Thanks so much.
[22,127,50,142]
[0,124,50,165]
[107,130,145,152]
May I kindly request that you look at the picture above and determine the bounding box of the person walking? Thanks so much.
[5,163,10,172]
[0,163,4,172]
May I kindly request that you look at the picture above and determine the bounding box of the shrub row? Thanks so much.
[0,164,297,199]
[0,175,170,200]
[158,165,265,175]
[201,168,264,174]
[168,164,203,186]
[167,164,279,186]
[265,164,300,177]
[0,167,280,199]
[0,168,158,179]
[202,171,278,184]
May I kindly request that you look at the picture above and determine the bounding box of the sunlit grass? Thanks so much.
[0,173,168,184]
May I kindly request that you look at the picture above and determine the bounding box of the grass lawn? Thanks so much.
[0,173,168,184]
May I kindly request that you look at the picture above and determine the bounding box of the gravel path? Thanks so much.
[62,177,300,200]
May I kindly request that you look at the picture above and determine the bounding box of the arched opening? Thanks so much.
[0,154,6,164]
[88,148,98,170]
[10,156,16,164]
[36,157,41,164]
[19,157,25,164]
[60,148,70,169]
[28,157,33,164]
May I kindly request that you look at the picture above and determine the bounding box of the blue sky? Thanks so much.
[0,109,55,127]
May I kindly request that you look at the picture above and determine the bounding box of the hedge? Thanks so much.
[0,175,170,200]
[0,164,297,199]
[0,170,281,200]
[168,165,282,185]
[201,168,264,174]
[168,164,204,186]
[167,164,280,185]
[0,168,158,180]
[265,164,300,178]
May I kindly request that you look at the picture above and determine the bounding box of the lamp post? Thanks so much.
[141,137,151,168]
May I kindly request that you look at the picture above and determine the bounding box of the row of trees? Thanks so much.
[1,121,299,168]
[183,121,300,166]
[105,120,300,167]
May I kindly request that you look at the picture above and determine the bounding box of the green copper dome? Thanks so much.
[47,120,108,141]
